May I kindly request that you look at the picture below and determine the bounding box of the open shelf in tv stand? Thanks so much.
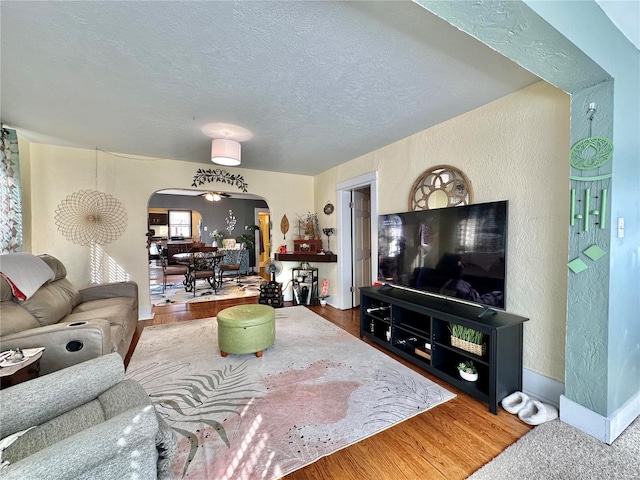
[360,285,528,414]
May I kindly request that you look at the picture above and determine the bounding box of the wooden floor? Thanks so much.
[127,292,531,480]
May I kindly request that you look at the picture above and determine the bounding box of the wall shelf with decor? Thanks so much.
[274,253,337,263]
[360,285,528,414]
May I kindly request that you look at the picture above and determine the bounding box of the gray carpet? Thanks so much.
[468,416,640,479]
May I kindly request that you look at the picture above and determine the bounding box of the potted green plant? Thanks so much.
[449,323,486,356]
[457,360,478,382]
[236,225,259,268]
[235,225,259,249]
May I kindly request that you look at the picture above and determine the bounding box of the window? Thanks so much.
[169,210,191,239]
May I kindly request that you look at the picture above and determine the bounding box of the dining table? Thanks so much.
[173,251,226,294]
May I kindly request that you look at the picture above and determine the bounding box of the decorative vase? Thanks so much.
[459,370,478,382]
[212,241,219,248]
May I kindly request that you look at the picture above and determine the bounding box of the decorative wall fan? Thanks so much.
[54,189,127,246]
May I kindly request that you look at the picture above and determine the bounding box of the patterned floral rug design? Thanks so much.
[126,307,455,479]
[150,275,264,306]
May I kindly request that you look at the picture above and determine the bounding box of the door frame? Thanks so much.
[336,171,378,310]
[254,208,270,271]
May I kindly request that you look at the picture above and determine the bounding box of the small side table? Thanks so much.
[0,351,42,388]
[292,267,319,305]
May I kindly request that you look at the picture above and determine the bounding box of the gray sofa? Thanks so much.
[0,353,176,479]
[0,254,138,375]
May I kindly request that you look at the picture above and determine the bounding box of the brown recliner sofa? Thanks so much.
[0,253,138,375]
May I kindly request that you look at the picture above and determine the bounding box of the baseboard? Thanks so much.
[138,307,154,321]
[522,368,565,407]
[560,391,640,444]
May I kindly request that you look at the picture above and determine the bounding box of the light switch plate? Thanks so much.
[617,217,624,238]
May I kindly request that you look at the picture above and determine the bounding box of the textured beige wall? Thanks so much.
[24,144,314,314]
[316,81,570,380]
[23,81,569,380]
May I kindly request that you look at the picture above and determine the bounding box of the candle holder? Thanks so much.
[322,228,335,254]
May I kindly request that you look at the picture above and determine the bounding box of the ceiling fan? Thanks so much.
[202,192,231,202]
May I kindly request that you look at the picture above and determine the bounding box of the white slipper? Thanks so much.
[501,391,530,414]
[517,399,559,425]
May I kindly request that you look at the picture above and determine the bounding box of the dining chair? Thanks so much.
[187,247,218,296]
[160,253,188,293]
[218,263,242,286]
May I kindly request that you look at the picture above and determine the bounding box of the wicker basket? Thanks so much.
[451,336,486,356]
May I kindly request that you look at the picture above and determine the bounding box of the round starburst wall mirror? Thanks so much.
[408,165,473,211]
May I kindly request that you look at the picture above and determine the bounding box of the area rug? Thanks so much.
[468,416,640,480]
[150,275,264,306]
[126,307,455,480]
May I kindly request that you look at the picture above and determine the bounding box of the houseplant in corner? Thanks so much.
[449,323,486,356]
[319,278,329,306]
[236,225,259,250]
[457,360,478,382]
[236,225,260,270]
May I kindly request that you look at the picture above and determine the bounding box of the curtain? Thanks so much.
[1,127,23,253]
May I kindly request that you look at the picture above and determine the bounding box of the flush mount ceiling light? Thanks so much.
[211,139,241,166]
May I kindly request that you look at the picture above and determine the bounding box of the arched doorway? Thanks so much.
[146,188,270,304]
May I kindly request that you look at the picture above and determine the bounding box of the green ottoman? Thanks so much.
[217,304,276,357]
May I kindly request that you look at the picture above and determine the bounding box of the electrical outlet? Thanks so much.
[204,226,208,231]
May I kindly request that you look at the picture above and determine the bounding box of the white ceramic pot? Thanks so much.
[459,370,478,382]
[320,299,327,306]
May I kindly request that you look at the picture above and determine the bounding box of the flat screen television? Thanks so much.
[378,200,508,309]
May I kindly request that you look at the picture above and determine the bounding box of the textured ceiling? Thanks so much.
[1,1,541,175]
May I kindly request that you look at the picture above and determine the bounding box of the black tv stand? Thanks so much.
[478,305,497,318]
[360,286,528,414]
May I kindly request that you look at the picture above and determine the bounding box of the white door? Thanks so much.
[351,188,371,307]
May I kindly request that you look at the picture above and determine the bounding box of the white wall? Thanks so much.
[315,81,570,381]
[22,144,314,315]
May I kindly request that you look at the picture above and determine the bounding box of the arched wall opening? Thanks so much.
[145,187,269,305]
